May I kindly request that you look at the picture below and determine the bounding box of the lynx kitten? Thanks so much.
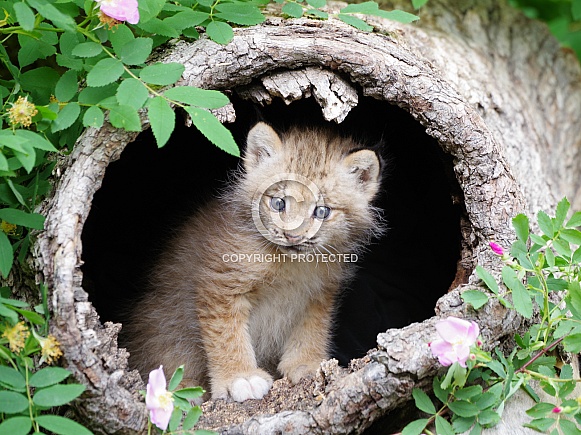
[126,122,382,402]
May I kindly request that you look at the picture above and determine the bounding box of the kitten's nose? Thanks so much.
[284,232,303,244]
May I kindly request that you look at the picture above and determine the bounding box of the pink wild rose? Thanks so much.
[430,316,480,368]
[145,366,174,431]
[97,0,139,24]
[489,242,504,256]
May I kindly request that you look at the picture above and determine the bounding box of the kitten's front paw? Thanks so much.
[211,370,273,402]
[230,375,271,402]
[280,362,321,384]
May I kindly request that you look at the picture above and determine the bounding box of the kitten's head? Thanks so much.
[240,122,382,253]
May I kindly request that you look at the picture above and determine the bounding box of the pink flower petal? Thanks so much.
[150,406,173,431]
[489,242,504,256]
[435,317,471,342]
[430,339,454,366]
[98,0,140,24]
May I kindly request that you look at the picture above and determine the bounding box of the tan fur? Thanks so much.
[125,122,382,401]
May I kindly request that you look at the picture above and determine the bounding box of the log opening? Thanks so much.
[80,94,465,371]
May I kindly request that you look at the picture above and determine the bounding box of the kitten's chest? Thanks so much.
[248,261,337,364]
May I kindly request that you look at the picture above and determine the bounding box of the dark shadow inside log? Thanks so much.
[80,93,465,371]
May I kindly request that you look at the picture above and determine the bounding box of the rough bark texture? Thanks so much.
[30,0,581,433]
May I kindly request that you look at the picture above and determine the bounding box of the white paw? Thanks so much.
[230,375,272,402]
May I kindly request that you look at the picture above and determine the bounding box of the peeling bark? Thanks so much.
[28,0,581,433]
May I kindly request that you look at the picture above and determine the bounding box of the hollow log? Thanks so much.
[30,0,581,433]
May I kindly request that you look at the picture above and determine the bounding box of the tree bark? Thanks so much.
[28,0,581,433]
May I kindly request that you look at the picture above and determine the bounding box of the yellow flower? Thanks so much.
[7,96,38,128]
[1,220,17,236]
[2,322,30,353]
[38,334,63,365]
[98,10,120,29]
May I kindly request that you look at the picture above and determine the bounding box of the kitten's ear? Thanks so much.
[343,149,381,199]
[244,122,283,171]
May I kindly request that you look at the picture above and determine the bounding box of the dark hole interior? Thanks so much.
[81,94,463,366]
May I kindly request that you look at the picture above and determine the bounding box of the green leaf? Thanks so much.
[78,83,118,105]
[512,214,529,242]
[486,359,506,378]
[116,78,149,110]
[29,367,71,388]
[401,418,430,435]
[559,419,580,435]
[52,102,81,133]
[475,265,499,295]
[108,104,142,132]
[412,388,436,414]
[168,365,184,391]
[71,42,103,58]
[138,0,166,23]
[560,229,581,245]
[33,384,85,407]
[563,333,581,353]
[502,265,532,318]
[412,0,428,9]
[183,406,203,430]
[566,211,581,228]
[0,391,28,414]
[14,130,57,151]
[27,0,76,32]
[119,38,153,65]
[448,400,480,417]
[168,406,182,432]
[20,67,60,104]
[163,86,229,109]
[148,97,175,148]
[215,3,265,25]
[13,142,36,173]
[163,10,209,30]
[433,375,450,403]
[83,106,104,128]
[0,208,45,229]
[555,197,570,228]
[0,231,13,278]
[13,307,44,325]
[282,2,304,17]
[140,62,185,86]
[185,107,239,157]
[435,415,455,435]
[36,415,93,435]
[461,289,489,309]
[108,24,134,53]
[306,0,326,7]
[453,416,476,433]
[206,20,234,45]
[338,14,373,31]
[173,386,205,400]
[477,410,500,427]
[55,70,78,102]
[524,417,555,432]
[553,237,571,258]
[537,210,554,237]
[454,385,483,400]
[0,416,32,435]
[137,18,180,38]
[373,9,420,23]
[340,1,379,13]
[14,2,36,31]
[0,365,26,392]
[86,58,124,87]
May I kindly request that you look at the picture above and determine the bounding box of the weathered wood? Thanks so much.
[31,0,581,433]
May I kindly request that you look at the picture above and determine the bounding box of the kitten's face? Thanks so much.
[242,122,381,253]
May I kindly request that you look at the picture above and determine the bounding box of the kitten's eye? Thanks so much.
[313,206,331,220]
[270,197,285,212]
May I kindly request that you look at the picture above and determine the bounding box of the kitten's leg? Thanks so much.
[198,293,273,402]
[278,293,334,384]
